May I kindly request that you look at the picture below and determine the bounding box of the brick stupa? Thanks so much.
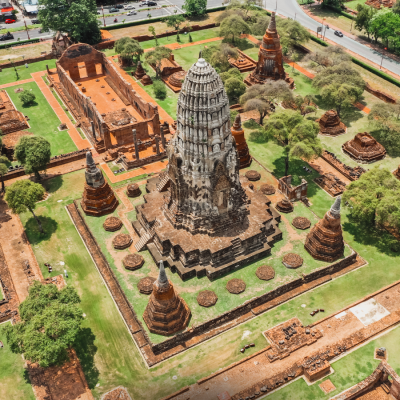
[342,132,386,163]
[245,12,294,88]
[81,151,119,216]
[317,110,346,136]
[394,166,400,180]
[304,196,344,262]
[143,261,191,335]
[231,114,251,169]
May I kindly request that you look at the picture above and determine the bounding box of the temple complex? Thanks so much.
[143,261,191,335]
[47,44,169,168]
[230,114,252,169]
[244,12,294,88]
[317,110,346,136]
[81,151,119,216]
[304,196,345,262]
[133,57,282,281]
[342,132,386,163]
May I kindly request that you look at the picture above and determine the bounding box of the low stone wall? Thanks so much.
[95,23,217,50]
[3,148,89,182]
[365,82,396,104]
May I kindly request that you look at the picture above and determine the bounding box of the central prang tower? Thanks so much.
[133,58,282,281]
[164,58,248,235]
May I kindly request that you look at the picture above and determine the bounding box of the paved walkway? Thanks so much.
[0,77,34,89]
[143,36,223,53]
[31,71,91,150]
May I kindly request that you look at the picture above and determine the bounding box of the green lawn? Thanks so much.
[5,81,77,157]
[0,59,57,85]
[345,0,367,10]
[0,322,35,400]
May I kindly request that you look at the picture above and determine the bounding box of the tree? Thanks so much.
[215,7,247,24]
[115,37,143,65]
[0,155,8,193]
[355,4,377,41]
[219,14,250,44]
[2,281,83,368]
[203,43,239,72]
[148,26,158,46]
[320,82,362,117]
[369,9,400,48]
[183,0,207,17]
[240,81,293,125]
[293,95,317,117]
[262,110,322,177]
[276,18,310,56]
[15,136,51,181]
[343,167,400,229]
[304,46,351,69]
[19,91,36,106]
[153,80,167,100]
[251,15,270,36]
[145,46,173,79]
[393,0,400,15]
[5,180,46,233]
[221,69,246,102]
[163,15,186,34]
[38,0,101,45]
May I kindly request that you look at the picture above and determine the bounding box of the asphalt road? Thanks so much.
[1,0,400,78]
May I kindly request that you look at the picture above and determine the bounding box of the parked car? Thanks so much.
[334,30,343,37]
[109,7,119,12]
[115,4,124,8]
[0,31,14,40]
[31,18,40,24]
[124,4,135,9]
[127,10,137,15]
[5,18,16,24]
[147,1,157,5]
[139,1,148,5]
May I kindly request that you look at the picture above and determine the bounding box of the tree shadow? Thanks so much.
[343,219,400,256]
[222,37,255,51]
[25,216,58,245]
[42,174,64,194]
[21,101,39,109]
[74,327,99,390]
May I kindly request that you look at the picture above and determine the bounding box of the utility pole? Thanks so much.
[102,6,106,28]
[23,17,30,40]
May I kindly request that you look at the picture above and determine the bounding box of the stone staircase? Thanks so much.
[156,172,170,192]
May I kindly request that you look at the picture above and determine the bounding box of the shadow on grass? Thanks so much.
[23,368,32,385]
[21,101,39,109]
[343,219,400,256]
[222,37,255,51]
[74,327,99,390]
[25,215,58,245]
[369,128,400,158]
[43,175,64,194]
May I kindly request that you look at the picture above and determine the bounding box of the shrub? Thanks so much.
[19,91,36,106]
[153,80,167,100]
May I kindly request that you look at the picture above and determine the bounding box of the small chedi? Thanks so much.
[317,110,346,136]
[245,12,294,88]
[133,57,282,280]
[134,61,146,79]
[231,114,251,169]
[276,198,293,213]
[304,196,344,262]
[342,132,386,163]
[81,151,119,216]
[394,165,400,180]
[143,261,190,335]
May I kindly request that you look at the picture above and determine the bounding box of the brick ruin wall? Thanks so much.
[67,197,362,365]
[3,148,89,182]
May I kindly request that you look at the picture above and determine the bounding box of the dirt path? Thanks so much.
[0,197,42,303]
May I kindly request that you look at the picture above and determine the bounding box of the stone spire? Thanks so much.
[164,57,249,235]
[231,113,251,169]
[268,11,277,33]
[232,114,242,131]
[156,260,169,290]
[330,196,341,219]
[85,151,105,188]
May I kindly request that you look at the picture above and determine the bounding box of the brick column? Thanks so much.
[133,129,140,160]
[155,136,160,155]
[160,126,166,149]
[91,121,97,141]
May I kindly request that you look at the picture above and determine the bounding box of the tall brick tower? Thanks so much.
[81,151,118,216]
[143,261,191,335]
[231,114,251,169]
[245,12,294,88]
[304,196,345,262]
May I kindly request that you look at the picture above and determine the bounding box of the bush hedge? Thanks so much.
[0,38,39,50]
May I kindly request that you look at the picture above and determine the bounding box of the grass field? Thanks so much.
[0,322,35,400]
[5,81,78,157]
[345,0,367,10]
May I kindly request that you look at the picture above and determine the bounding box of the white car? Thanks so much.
[124,4,135,9]
[127,10,137,15]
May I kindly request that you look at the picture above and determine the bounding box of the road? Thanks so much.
[1,0,400,78]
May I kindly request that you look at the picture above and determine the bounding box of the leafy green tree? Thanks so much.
[343,167,400,229]
[183,0,207,17]
[19,91,36,106]
[163,15,186,35]
[115,37,143,65]
[203,43,239,72]
[2,281,83,368]
[215,7,247,24]
[276,18,310,56]
[0,155,8,193]
[355,4,377,41]
[219,14,250,44]
[393,0,400,15]
[38,0,101,45]
[251,15,270,36]
[5,180,45,233]
[293,95,317,117]
[145,46,173,79]
[223,70,246,102]
[304,46,351,69]
[148,26,158,46]
[260,110,322,177]
[153,80,167,100]
[240,81,293,125]
[369,8,400,47]
[15,136,51,181]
